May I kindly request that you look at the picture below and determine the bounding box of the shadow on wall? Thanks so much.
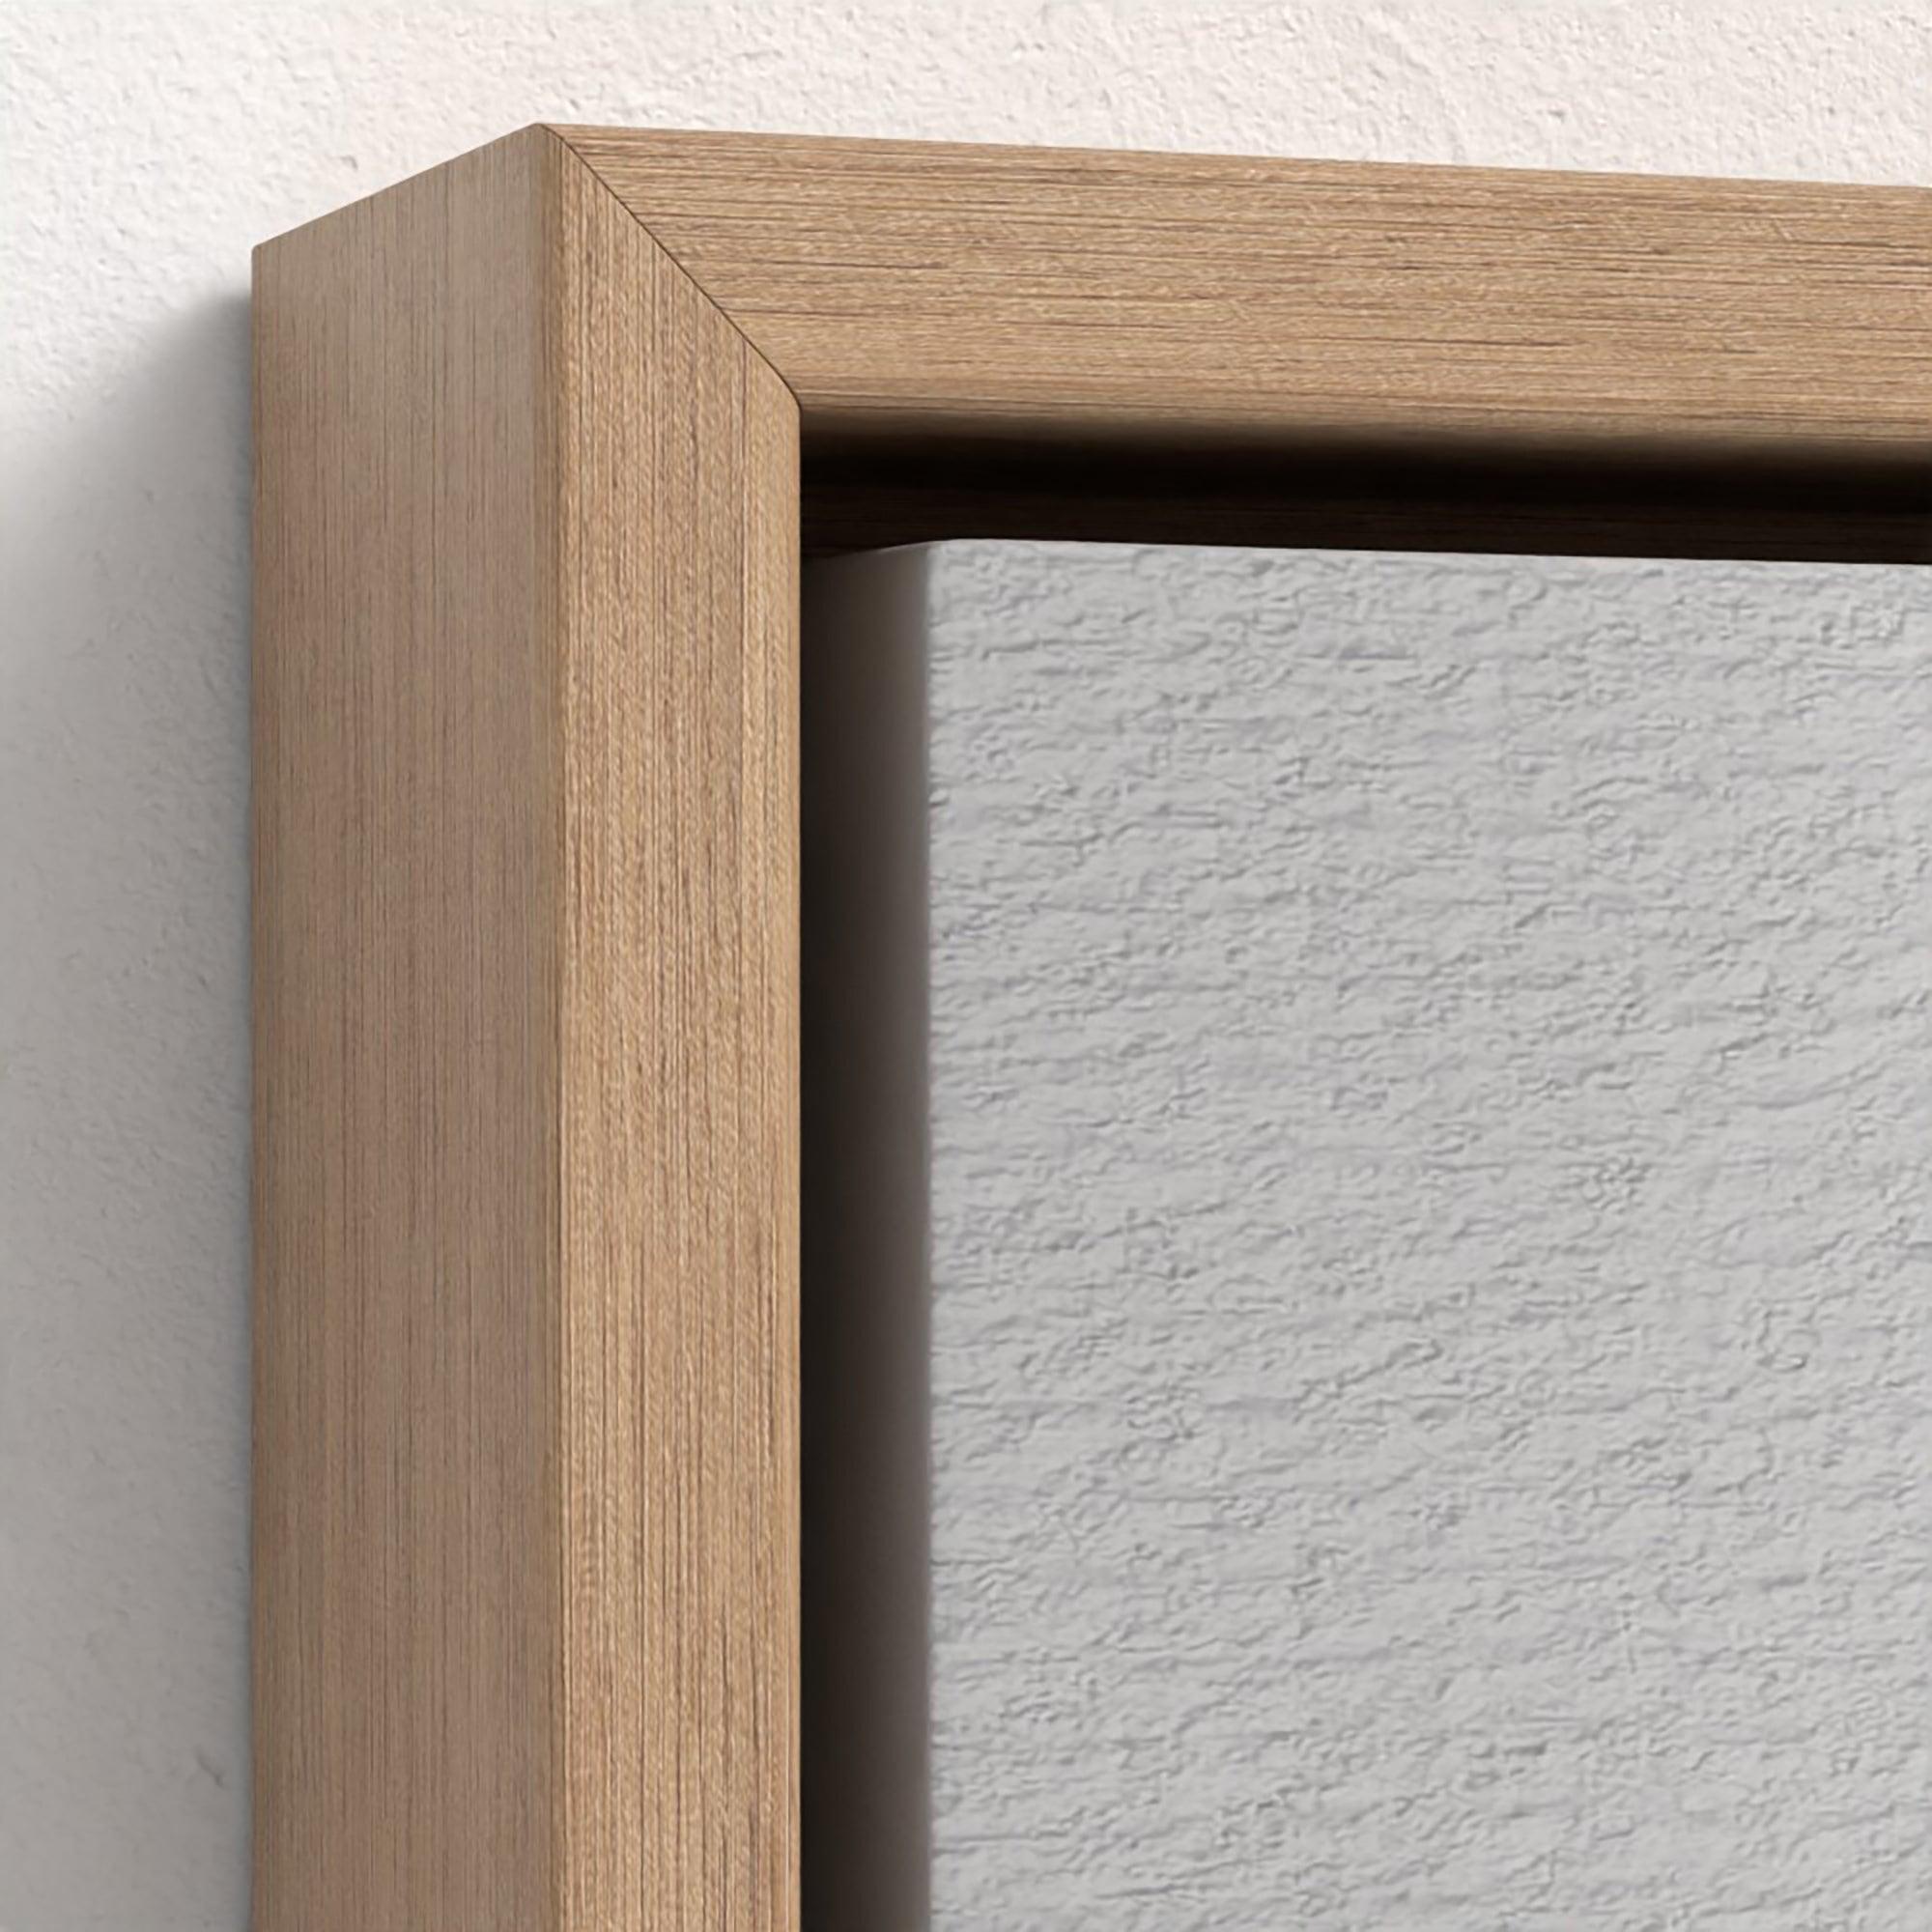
[0,293,253,1927]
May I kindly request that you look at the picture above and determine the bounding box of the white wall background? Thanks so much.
[0,3,1925,1926]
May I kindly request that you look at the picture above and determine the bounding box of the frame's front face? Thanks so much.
[251,125,1930,1930]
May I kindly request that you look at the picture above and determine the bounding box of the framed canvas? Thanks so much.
[251,126,1929,1929]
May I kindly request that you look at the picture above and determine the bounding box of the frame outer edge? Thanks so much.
[253,125,801,1931]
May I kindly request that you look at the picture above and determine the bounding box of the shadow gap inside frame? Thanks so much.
[801,550,934,1932]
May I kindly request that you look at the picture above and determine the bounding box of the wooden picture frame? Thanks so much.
[251,124,1929,1929]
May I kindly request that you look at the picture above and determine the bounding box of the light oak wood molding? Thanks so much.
[552,124,1932,561]
[254,125,798,1932]
[254,121,1923,1932]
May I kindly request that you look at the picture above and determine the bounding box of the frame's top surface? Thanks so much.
[554,125,1932,468]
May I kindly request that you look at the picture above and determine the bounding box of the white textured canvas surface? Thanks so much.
[925,543,1932,1928]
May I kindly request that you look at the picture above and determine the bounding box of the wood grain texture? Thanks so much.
[551,132,800,1932]
[253,126,799,1930]
[556,128,1931,455]
[557,127,1931,561]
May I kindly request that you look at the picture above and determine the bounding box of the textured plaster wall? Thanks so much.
[0,2,1926,1926]
[924,544,1932,1927]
